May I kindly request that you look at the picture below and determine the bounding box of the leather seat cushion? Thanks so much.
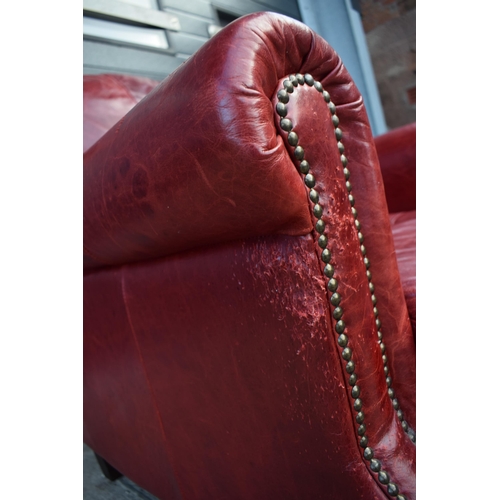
[389,210,416,338]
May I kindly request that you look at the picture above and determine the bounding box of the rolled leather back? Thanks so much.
[84,11,415,498]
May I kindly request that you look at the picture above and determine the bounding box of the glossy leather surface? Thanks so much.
[274,76,415,478]
[374,122,416,213]
[84,11,416,499]
[86,236,403,499]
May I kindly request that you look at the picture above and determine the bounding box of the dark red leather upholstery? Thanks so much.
[374,123,416,337]
[389,210,416,338]
[84,12,416,500]
[375,122,416,214]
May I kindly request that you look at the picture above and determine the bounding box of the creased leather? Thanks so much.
[83,11,416,500]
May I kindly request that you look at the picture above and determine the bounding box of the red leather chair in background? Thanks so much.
[375,123,416,338]
[84,12,416,500]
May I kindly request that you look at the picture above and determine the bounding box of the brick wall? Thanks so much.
[360,0,416,129]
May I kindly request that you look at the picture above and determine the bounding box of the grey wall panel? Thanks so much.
[167,31,208,54]
[253,0,301,18]
[83,0,302,80]
[162,9,214,37]
[158,0,213,18]
[84,40,184,75]
[212,0,300,18]
[211,0,259,16]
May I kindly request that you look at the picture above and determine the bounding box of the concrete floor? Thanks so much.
[83,444,158,500]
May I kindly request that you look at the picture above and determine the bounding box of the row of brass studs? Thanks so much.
[279,72,416,444]
[276,74,408,500]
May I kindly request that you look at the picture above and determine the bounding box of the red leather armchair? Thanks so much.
[84,12,416,500]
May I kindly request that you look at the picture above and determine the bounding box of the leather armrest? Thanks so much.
[83,12,415,498]
[374,122,416,213]
[83,13,382,271]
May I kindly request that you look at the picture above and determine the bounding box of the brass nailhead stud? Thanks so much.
[324,264,334,277]
[321,248,331,263]
[313,204,323,218]
[387,483,399,497]
[283,79,294,93]
[315,220,325,233]
[337,333,348,346]
[330,292,341,306]
[276,102,287,117]
[280,118,292,131]
[333,307,343,320]
[336,320,346,334]
[304,73,314,86]
[294,146,304,160]
[341,347,352,361]
[277,89,289,103]
[304,173,315,187]
[378,471,390,485]
[327,278,338,292]
[288,131,299,146]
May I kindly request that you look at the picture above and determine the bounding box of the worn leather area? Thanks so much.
[83,74,159,154]
[389,210,416,339]
[375,122,416,213]
[84,235,404,500]
[83,11,416,499]
[274,80,415,497]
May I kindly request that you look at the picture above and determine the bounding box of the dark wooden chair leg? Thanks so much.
[94,453,123,481]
